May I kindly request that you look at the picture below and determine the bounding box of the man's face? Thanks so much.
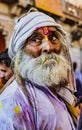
[24,26,61,57]
[17,26,71,87]
[0,63,13,85]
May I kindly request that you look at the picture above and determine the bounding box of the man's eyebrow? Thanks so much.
[33,31,41,35]
[29,30,58,40]
[30,31,42,38]
[0,69,6,72]
[26,31,42,42]
[51,31,58,35]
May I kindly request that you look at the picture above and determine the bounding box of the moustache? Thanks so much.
[35,52,68,66]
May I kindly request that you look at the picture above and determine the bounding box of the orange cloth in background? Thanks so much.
[66,100,80,127]
[0,78,4,90]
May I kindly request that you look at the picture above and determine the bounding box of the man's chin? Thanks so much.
[1,79,7,84]
[27,75,68,89]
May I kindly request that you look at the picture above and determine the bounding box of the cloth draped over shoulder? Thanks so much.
[0,79,77,130]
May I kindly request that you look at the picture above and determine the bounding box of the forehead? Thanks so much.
[34,26,57,35]
[0,63,9,70]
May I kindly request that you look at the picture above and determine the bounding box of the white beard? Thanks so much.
[18,51,71,88]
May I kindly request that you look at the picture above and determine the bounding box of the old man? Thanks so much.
[0,9,79,130]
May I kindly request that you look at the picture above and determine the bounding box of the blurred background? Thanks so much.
[0,0,82,70]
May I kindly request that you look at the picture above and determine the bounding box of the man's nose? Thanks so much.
[41,38,54,53]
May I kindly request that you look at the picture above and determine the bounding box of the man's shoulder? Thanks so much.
[0,79,30,106]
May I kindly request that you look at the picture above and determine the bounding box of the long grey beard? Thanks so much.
[17,50,71,88]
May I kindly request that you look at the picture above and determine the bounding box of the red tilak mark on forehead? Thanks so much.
[42,27,51,35]
[36,27,51,35]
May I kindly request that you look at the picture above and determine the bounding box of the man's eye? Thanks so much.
[33,38,41,43]
[49,35,57,41]
[52,36,57,41]
[31,37,42,45]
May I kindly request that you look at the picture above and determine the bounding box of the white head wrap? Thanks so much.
[8,11,66,59]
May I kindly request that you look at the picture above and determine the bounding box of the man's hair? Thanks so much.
[0,49,11,67]
[73,62,77,71]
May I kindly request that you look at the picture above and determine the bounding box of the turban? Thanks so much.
[8,11,66,59]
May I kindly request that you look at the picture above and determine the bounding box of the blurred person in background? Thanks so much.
[73,62,82,98]
[75,96,82,130]
[0,9,80,130]
[0,49,13,91]
[73,62,82,130]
